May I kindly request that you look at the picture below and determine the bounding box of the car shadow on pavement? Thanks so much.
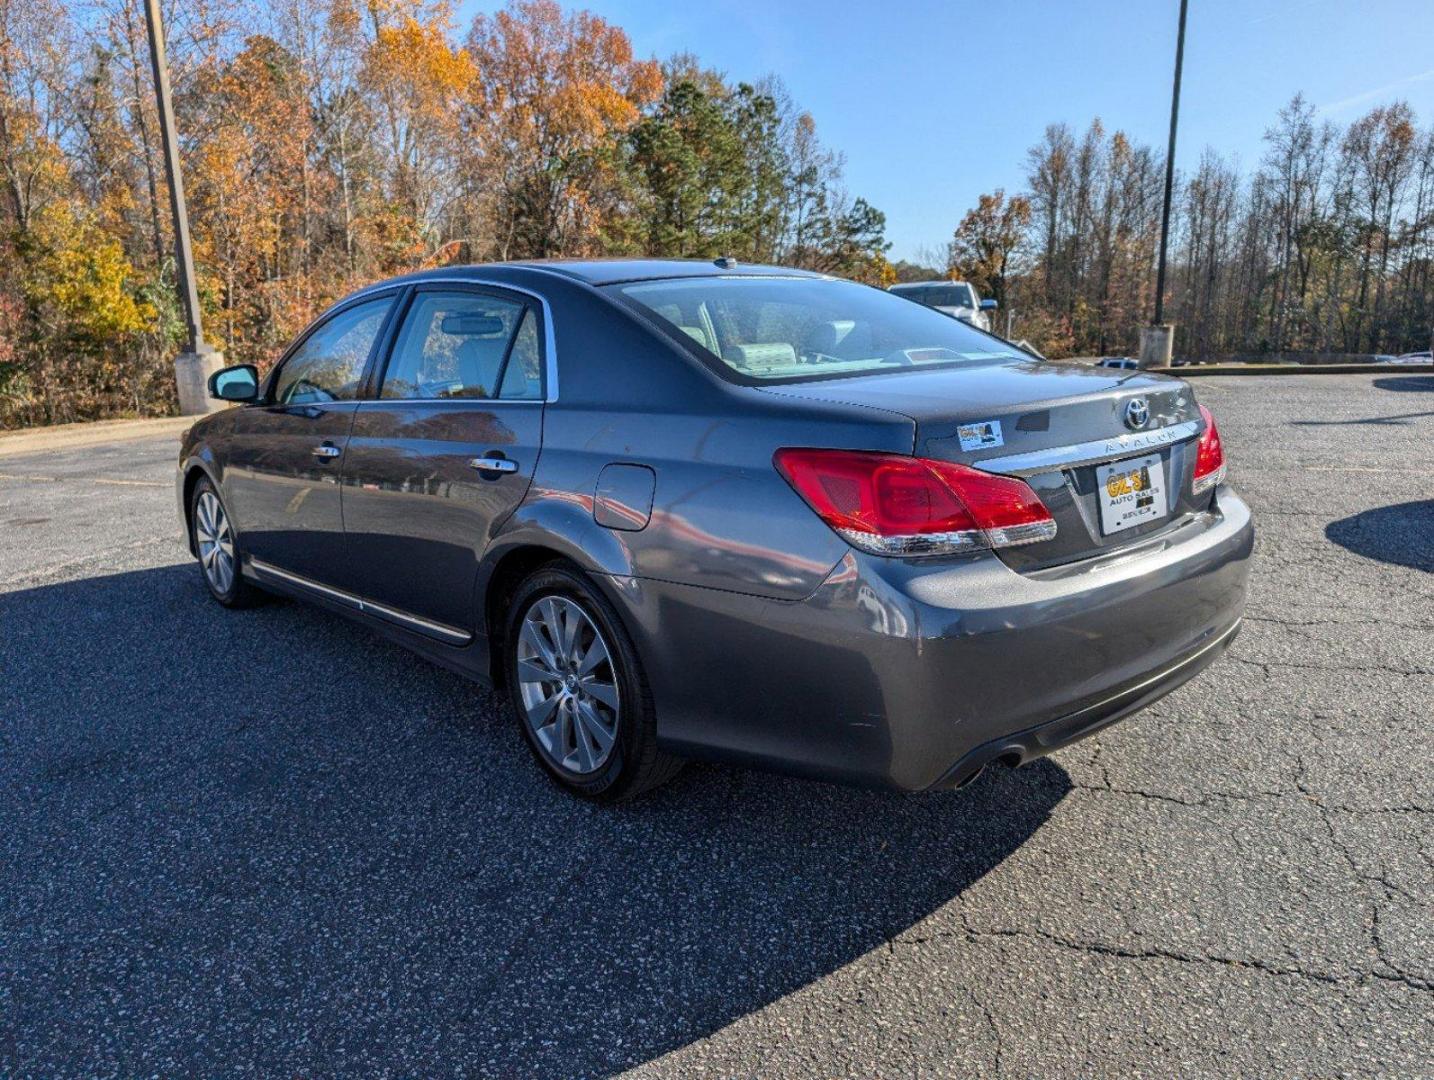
[1,562,1069,1077]
[1325,500,1434,573]
[1373,375,1434,392]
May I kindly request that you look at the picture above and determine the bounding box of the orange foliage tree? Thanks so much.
[464,0,661,258]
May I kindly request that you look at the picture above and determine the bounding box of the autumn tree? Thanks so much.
[0,0,162,422]
[464,0,660,259]
[189,35,312,355]
[947,189,1030,311]
[0,0,78,235]
[360,0,475,265]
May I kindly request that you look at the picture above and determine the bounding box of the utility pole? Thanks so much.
[1141,0,1188,369]
[143,0,224,413]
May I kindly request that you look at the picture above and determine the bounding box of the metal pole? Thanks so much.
[143,0,208,355]
[1153,0,1188,326]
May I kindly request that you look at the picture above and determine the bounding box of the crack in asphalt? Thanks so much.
[1016,755,1434,998]
[1069,775,1431,817]
[1295,756,1434,993]
[963,923,1346,987]
[903,907,1434,997]
[1369,903,1433,992]
[1245,613,1434,634]
[964,983,1005,1074]
[1228,655,1433,679]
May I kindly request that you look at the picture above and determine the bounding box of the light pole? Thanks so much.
[1141,0,1188,369]
[143,0,224,413]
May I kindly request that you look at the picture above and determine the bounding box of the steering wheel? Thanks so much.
[285,378,336,404]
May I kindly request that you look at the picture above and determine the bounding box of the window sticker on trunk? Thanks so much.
[957,420,1004,452]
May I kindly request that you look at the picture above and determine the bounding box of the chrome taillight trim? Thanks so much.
[836,517,1058,558]
[1192,462,1226,496]
[986,518,1060,547]
[837,527,987,557]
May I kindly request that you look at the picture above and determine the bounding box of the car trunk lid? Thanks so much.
[758,359,1208,569]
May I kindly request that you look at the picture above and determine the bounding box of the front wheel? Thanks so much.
[504,563,682,800]
[190,477,261,608]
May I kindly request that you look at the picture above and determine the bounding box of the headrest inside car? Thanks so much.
[440,313,506,337]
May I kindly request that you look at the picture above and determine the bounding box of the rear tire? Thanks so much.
[190,477,262,608]
[504,562,682,800]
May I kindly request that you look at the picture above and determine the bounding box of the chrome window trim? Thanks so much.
[249,558,473,645]
[333,276,559,403]
[974,418,1204,477]
[354,397,543,408]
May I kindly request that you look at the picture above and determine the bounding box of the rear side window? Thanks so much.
[499,309,543,400]
[272,297,392,405]
[613,277,1021,384]
[379,290,543,401]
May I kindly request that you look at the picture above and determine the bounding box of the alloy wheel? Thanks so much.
[194,489,236,595]
[515,595,621,774]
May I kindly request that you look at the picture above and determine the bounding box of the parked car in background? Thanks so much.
[181,259,1251,801]
[1096,357,1141,370]
[1391,351,1432,364]
[889,280,999,331]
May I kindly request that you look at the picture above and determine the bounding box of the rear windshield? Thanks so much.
[611,277,1022,383]
[892,283,976,309]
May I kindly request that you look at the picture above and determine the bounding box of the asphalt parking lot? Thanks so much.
[2,373,1431,1077]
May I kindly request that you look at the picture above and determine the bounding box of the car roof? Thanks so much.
[363,258,827,290]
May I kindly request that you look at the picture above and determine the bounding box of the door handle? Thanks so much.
[469,456,519,474]
[312,443,342,460]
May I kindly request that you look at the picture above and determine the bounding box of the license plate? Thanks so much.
[1096,453,1168,535]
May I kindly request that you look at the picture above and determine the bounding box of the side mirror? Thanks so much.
[208,363,259,403]
[980,298,999,311]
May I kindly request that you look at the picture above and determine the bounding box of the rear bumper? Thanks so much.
[606,485,1254,792]
[926,616,1241,789]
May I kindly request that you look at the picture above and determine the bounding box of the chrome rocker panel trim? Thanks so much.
[249,558,473,645]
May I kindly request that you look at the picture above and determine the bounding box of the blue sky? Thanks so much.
[458,0,1434,262]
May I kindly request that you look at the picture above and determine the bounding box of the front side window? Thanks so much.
[273,297,392,405]
[381,291,535,401]
[613,277,1021,383]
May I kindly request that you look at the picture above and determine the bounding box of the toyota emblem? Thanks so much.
[1124,398,1150,430]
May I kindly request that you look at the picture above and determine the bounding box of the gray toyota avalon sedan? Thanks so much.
[179,259,1252,800]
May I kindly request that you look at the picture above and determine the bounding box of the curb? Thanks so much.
[0,415,196,459]
[1151,364,1434,377]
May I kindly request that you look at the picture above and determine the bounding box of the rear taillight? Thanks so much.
[1192,404,1226,495]
[773,448,1057,557]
